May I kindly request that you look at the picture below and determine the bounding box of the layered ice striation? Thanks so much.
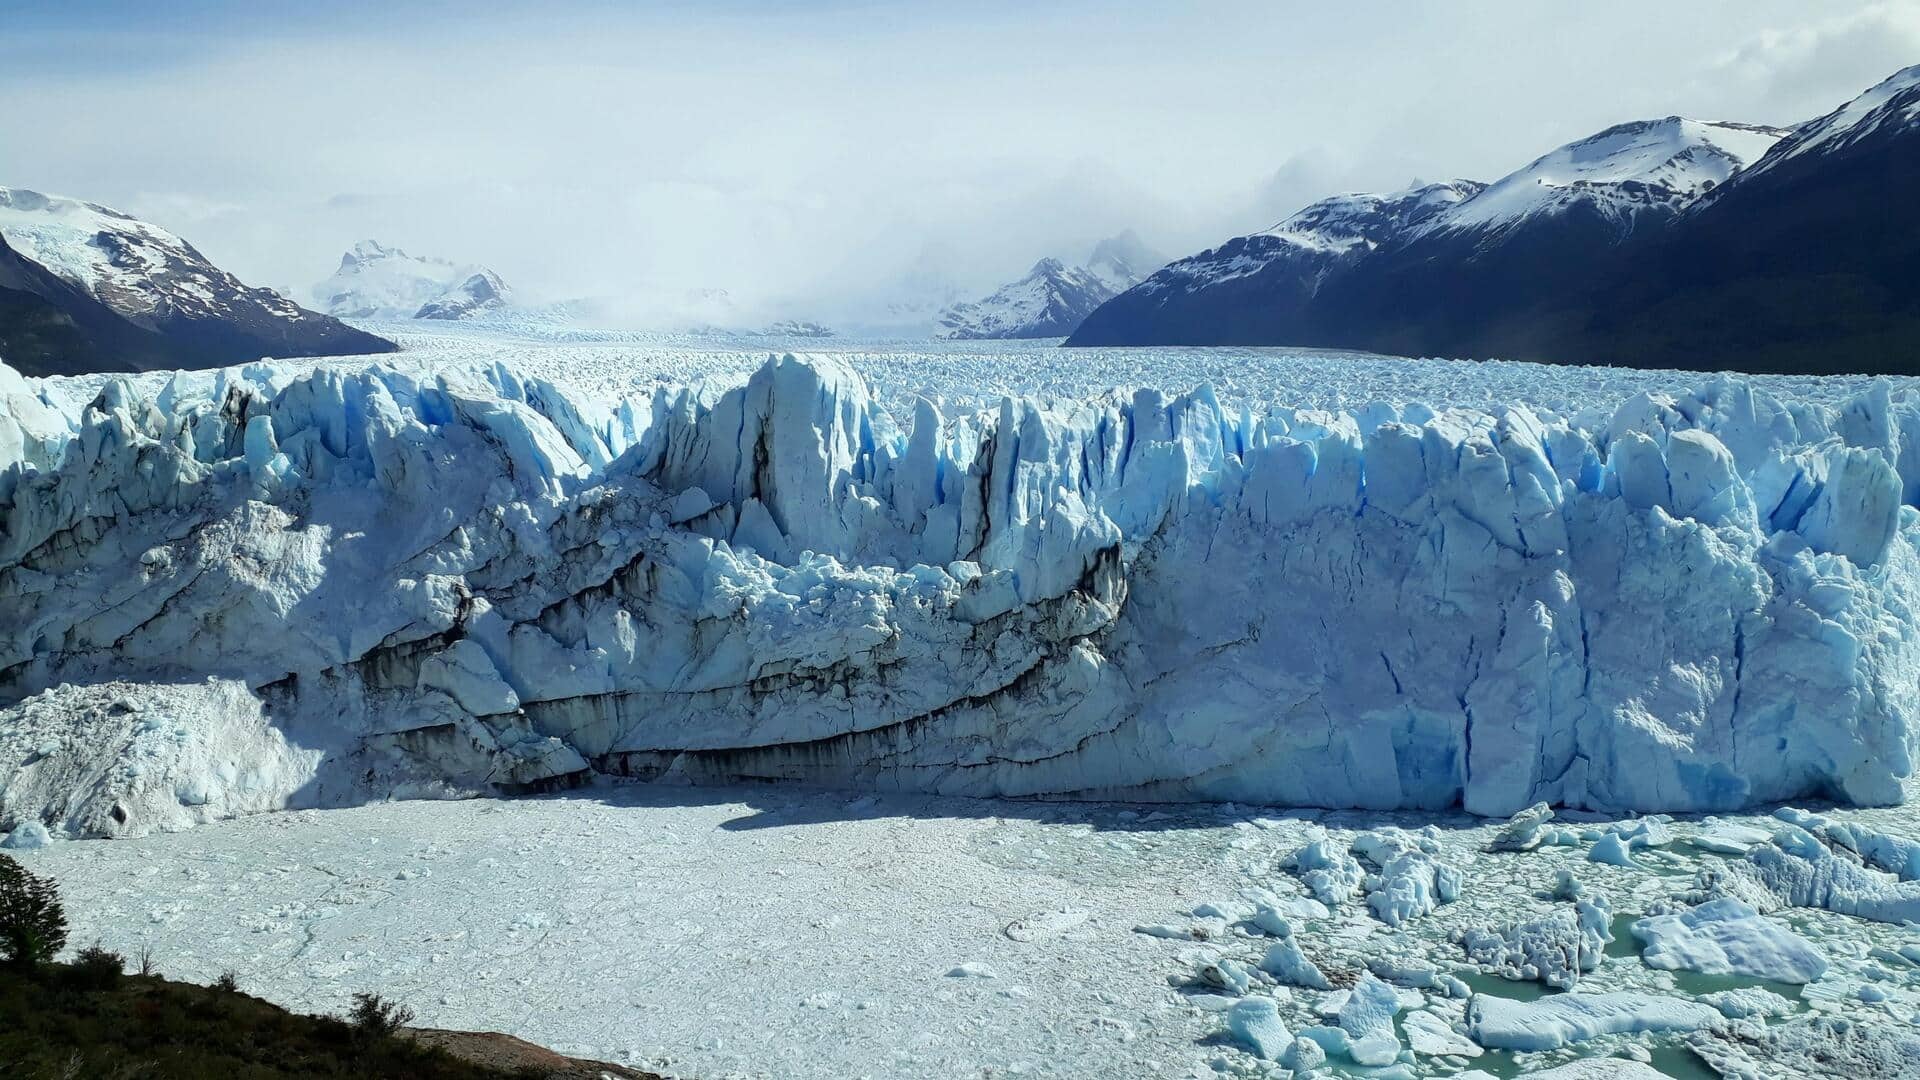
[4,351,1920,836]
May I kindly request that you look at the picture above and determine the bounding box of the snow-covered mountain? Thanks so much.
[0,187,393,376]
[936,258,1120,340]
[1082,182,1482,344]
[1070,116,1787,351]
[1421,118,1786,244]
[1729,63,1920,184]
[936,233,1166,340]
[414,269,511,321]
[1073,68,1920,374]
[1563,63,1920,374]
[313,241,512,321]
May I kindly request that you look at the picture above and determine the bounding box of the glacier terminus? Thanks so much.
[4,345,1917,841]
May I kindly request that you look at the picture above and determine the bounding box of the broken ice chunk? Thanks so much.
[1631,898,1827,983]
[1454,897,1613,989]
[1337,974,1403,1066]
[1260,937,1334,990]
[1225,996,1291,1060]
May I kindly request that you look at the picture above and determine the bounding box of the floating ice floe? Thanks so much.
[1590,832,1638,867]
[1402,1008,1481,1057]
[1336,973,1404,1066]
[1488,801,1557,851]
[1466,991,1722,1051]
[1284,828,1463,927]
[0,820,50,849]
[1285,834,1368,906]
[1459,1062,1668,1080]
[1631,897,1828,983]
[1774,806,1920,880]
[1689,820,1776,855]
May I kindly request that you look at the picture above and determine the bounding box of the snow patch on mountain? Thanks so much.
[1131,181,1484,300]
[1264,181,1485,255]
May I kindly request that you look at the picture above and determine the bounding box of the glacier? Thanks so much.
[4,348,1920,837]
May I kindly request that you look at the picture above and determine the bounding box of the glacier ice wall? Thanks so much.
[2,351,1918,835]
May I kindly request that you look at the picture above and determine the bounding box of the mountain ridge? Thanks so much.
[0,187,394,377]
[1068,69,1917,374]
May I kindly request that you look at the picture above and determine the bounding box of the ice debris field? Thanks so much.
[19,783,1920,1079]
[5,326,1920,1077]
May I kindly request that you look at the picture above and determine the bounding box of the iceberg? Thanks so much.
[5,353,1920,835]
[1454,896,1613,989]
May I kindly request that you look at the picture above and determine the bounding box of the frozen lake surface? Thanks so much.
[20,781,1920,1079]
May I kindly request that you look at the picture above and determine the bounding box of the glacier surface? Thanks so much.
[5,344,1920,836]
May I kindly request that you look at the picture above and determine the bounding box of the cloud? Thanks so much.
[1695,3,1920,125]
[4,2,1914,327]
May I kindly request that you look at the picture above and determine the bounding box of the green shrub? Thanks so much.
[68,942,124,990]
[348,992,415,1038]
[215,970,241,993]
[0,852,66,968]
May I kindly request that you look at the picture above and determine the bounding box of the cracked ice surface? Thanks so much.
[9,331,1920,834]
[19,785,1920,1079]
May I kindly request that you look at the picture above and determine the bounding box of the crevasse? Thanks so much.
[2,352,1916,835]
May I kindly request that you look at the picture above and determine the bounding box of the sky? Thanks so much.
[4,0,1917,326]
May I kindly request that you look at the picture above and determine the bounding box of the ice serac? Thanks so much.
[3,353,1920,836]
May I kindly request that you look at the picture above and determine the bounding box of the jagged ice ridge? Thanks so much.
[3,350,1919,837]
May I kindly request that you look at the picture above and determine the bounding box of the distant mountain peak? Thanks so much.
[414,269,511,320]
[932,233,1165,340]
[1086,229,1168,291]
[1736,63,1920,180]
[1424,118,1788,241]
[316,241,510,321]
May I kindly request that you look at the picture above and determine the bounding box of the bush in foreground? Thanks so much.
[351,991,418,1038]
[68,941,125,991]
